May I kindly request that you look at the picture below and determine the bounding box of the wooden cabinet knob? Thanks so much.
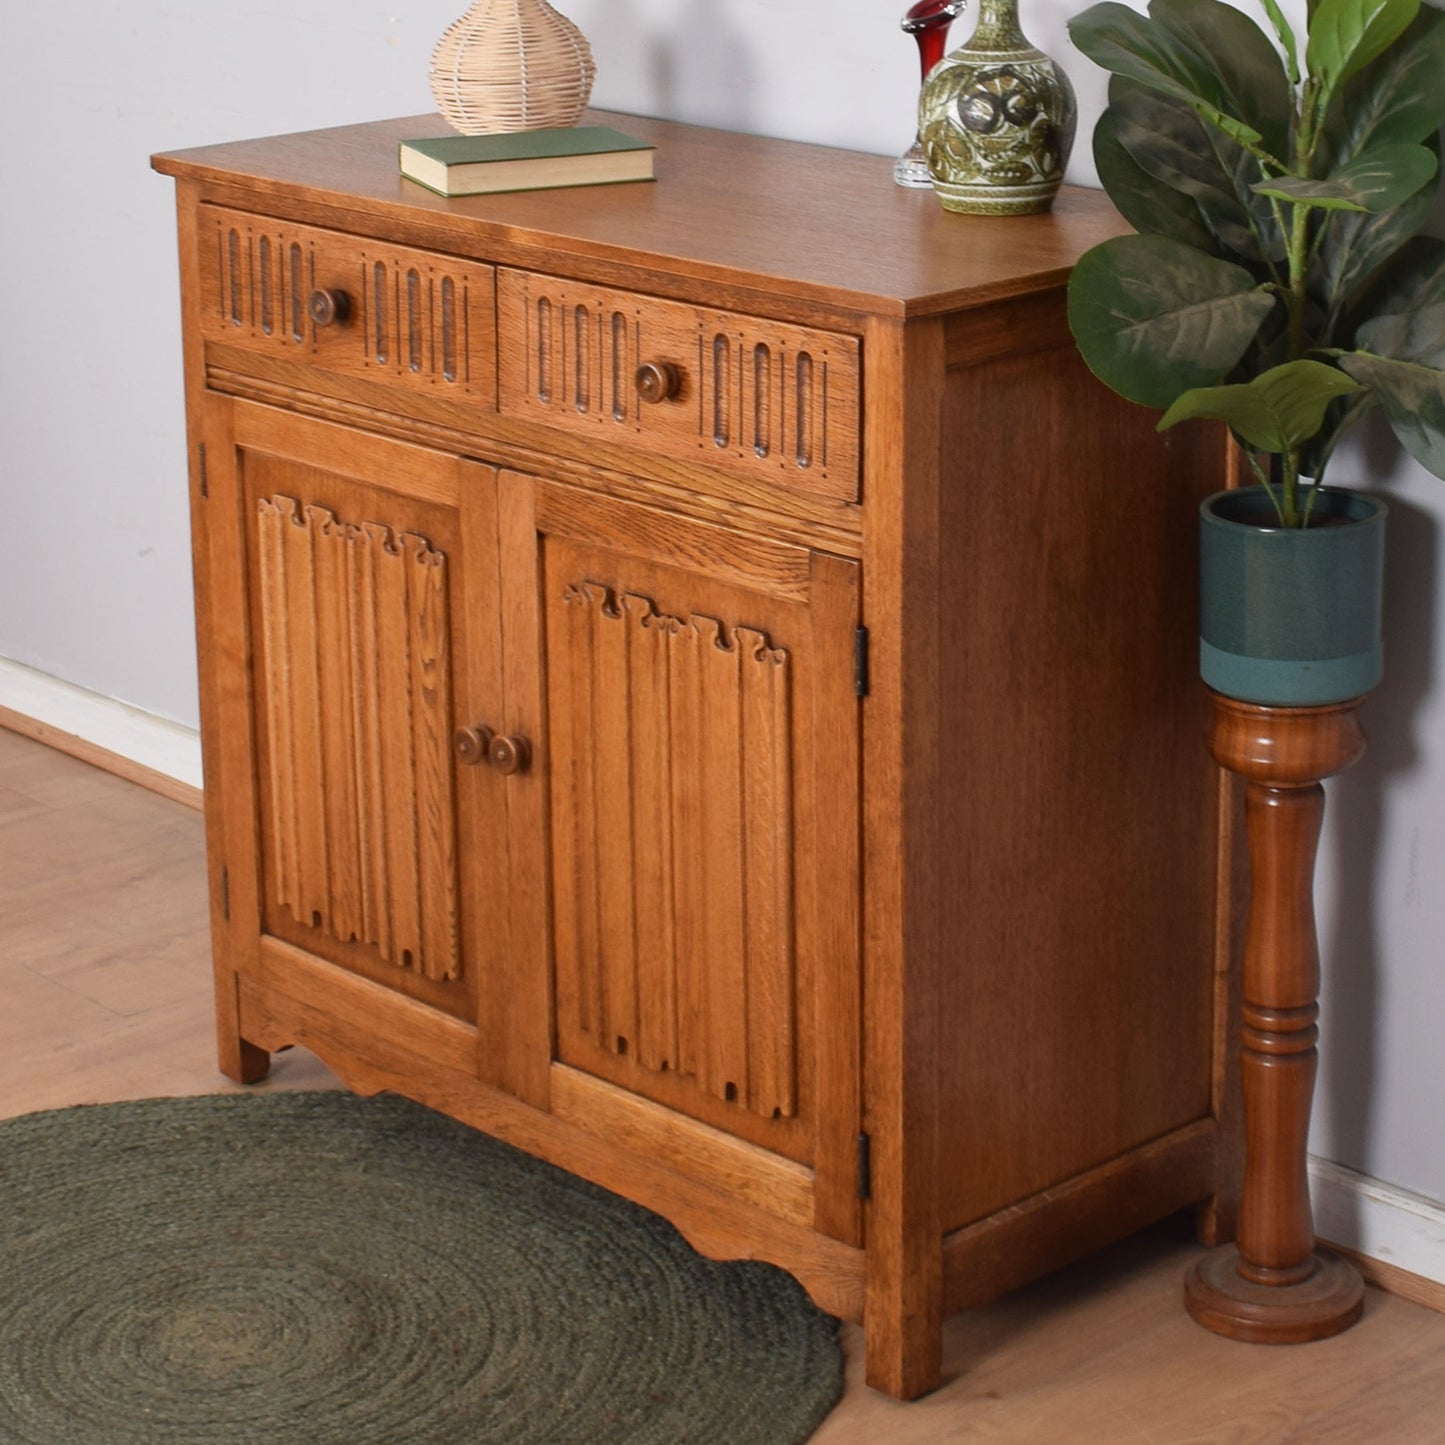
[307,288,351,327]
[453,725,494,765]
[486,734,531,775]
[454,726,530,774]
[634,361,681,404]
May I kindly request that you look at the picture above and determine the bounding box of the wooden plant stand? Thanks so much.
[1186,692,1368,1343]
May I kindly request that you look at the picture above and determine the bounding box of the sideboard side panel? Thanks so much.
[933,306,1222,1235]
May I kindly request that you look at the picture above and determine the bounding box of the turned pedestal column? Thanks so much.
[1185,692,1367,1343]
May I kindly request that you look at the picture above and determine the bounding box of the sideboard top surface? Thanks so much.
[152,111,1131,319]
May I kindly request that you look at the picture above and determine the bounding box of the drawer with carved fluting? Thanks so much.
[496,268,861,504]
[198,205,496,403]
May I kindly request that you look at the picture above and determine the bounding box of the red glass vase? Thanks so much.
[895,0,967,187]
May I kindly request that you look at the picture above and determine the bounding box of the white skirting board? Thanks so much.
[3,659,1443,1296]
[0,657,203,791]
[1312,1157,1445,1291]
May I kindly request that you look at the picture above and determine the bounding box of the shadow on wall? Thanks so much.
[1320,418,1439,1225]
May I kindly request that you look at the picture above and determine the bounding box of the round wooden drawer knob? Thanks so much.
[486,734,531,776]
[307,288,351,327]
[453,725,494,765]
[634,361,681,404]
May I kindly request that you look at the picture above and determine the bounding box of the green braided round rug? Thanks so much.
[0,1091,842,1444]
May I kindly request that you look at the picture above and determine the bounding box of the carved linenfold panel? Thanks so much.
[200,206,495,400]
[551,580,798,1120]
[497,269,860,504]
[255,494,461,982]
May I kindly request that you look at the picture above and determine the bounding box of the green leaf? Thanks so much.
[1340,351,1445,477]
[1067,235,1277,409]
[1307,0,1420,106]
[1068,2,1265,148]
[1104,82,1268,259]
[1094,97,1222,251]
[1149,0,1295,159]
[1252,142,1438,211]
[1360,237,1445,320]
[1322,4,1445,164]
[1318,182,1439,333]
[1158,360,1363,451]
[1357,302,1445,368]
[1261,0,1302,84]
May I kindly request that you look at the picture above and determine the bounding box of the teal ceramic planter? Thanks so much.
[1199,486,1386,706]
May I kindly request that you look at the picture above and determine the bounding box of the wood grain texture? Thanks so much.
[153,112,1138,320]
[193,393,271,1084]
[549,1065,816,1228]
[157,113,1237,1400]
[252,935,477,1078]
[497,267,860,502]
[481,469,555,1110]
[528,500,860,1189]
[942,1120,1219,1314]
[1333,1246,1445,1316]
[932,333,1222,1234]
[1186,696,1369,1343]
[178,188,273,1085]
[0,705,202,812]
[237,427,475,1011]
[253,494,460,982]
[535,482,813,602]
[1199,445,1251,1250]
[234,961,867,1326]
[546,581,796,1117]
[859,314,948,1399]
[199,355,865,552]
[199,204,495,403]
[6,729,1444,1440]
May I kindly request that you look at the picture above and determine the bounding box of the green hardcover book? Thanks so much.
[398,126,656,197]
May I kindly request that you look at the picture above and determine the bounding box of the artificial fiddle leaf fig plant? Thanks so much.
[1065,3,1445,1345]
[1065,0,1445,527]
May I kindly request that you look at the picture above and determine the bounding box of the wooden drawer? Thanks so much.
[497,269,861,503]
[197,205,496,403]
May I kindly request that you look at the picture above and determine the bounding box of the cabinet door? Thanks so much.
[200,399,505,1037]
[495,471,863,1241]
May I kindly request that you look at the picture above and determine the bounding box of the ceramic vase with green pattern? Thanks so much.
[918,0,1076,215]
[1199,486,1387,706]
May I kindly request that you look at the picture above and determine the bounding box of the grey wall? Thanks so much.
[0,3,460,721]
[2,0,1440,1205]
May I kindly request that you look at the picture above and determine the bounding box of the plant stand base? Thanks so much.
[1185,1246,1363,1343]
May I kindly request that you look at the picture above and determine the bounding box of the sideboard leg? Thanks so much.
[864,1227,942,1400]
[215,970,270,1084]
[221,1037,271,1085]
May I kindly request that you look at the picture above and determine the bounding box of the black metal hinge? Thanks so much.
[221,866,230,922]
[854,626,870,698]
[857,1131,872,1201]
[198,443,209,500]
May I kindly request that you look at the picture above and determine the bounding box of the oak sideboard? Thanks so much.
[153,113,1239,1399]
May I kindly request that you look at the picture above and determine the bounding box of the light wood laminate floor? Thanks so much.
[3,724,1442,1442]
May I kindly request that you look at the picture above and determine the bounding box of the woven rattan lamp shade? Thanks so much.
[430,0,597,134]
